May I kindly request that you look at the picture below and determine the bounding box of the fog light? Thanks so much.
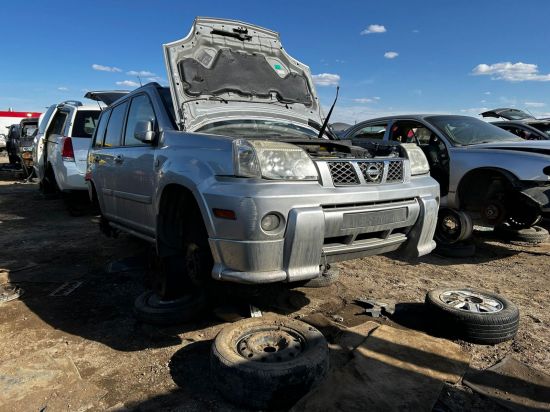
[261,213,281,232]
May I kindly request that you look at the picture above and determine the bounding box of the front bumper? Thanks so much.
[520,184,550,213]
[205,175,439,284]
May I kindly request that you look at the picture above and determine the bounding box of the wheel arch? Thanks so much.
[156,183,211,257]
[456,167,519,210]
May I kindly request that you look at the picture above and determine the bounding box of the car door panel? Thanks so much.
[112,94,157,234]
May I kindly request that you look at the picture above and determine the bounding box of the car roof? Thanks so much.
[354,114,466,123]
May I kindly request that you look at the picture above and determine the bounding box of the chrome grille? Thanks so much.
[358,161,384,183]
[328,162,359,185]
[387,161,404,182]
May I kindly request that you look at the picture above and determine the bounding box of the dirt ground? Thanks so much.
[1,155,549,411]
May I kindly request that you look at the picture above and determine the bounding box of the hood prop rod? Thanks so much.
[318,86,339,140]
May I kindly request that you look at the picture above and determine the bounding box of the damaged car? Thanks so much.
[341,115,550,247]
[87,17,439,313]
[480,108,550,141]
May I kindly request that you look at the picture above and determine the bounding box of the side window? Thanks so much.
[103,102,128,147]
[124,94,156,146]
[47,112,68,137]
[390,121,431,144]
[93,110,112,148]
[351,122,387,140]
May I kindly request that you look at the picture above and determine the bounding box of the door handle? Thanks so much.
[114,154,124,164]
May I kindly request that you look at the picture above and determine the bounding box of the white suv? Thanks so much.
[34,92,128,199]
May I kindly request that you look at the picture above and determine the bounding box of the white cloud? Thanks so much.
[384,51,399,59]
[116,80,140,87]
[360,24,386,35]
[92,64,122,72]
[127,70,156,76]
[524,101,546,108]
[353,97,380,104]
[472,62,550,82]
[412,29,419,33]
[460,107,489,116]
[146,76,167,84]
[57,86,69,91]
[312,73,340,86]
[484,91,491,95]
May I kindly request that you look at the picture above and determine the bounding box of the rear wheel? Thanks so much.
[40,165,58,195]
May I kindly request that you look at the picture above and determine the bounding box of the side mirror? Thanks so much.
[134,120,156,143]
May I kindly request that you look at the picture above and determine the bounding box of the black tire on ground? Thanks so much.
[434,208,474,245]
[133,290,207,325]
[495,225,549,244]
[210,316,329,410]
[434,241,476,258]
[425,288,519,344]
[302,268,340,288]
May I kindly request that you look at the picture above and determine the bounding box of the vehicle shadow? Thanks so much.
[387,236,522,267]
[0,183,311,353]
[124,317,545,412]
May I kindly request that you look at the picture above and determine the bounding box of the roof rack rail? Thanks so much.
[57,100,83,108]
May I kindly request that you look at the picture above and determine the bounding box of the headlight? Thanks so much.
[401,143,430,175]
[233,139,318,181]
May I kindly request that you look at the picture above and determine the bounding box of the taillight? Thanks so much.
[61,137,75,161]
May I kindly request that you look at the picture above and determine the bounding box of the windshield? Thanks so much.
[198,119,321,139]
[530,123,550,137]
[426,116,522,145]
[21,124,37,137]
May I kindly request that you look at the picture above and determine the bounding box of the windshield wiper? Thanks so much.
[318,86,339,140]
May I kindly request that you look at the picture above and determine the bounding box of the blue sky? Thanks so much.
[1,0,550,123]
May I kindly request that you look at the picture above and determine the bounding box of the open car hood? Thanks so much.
[84,90,130,106]
[163,17,323,132]
[480,108,535,121]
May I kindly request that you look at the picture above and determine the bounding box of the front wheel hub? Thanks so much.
[439,290,503,313]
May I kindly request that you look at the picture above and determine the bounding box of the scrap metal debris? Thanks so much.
[249,304,262,318]
[0,283,23,303]
[49,281,83,297]
[355,297,396,317]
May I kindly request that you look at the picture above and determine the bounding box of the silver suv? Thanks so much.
[87,18,439,296]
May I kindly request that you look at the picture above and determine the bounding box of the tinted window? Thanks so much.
[71,110,100,138]
[351,123,387,140]
[103,102,128,147]
[124,95,156,146]
[93,110,111,147]
[48,112,68,136]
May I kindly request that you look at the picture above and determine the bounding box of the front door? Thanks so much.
[112,94,157,235]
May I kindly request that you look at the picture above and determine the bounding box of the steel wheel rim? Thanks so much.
[237,327,305,362]
[439,290,503,313]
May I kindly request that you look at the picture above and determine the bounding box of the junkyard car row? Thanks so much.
[1,16,549,410]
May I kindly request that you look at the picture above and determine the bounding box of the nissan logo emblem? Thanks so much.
[365,164,381,181]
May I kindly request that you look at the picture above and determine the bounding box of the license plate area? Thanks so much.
[342,207,408,229]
